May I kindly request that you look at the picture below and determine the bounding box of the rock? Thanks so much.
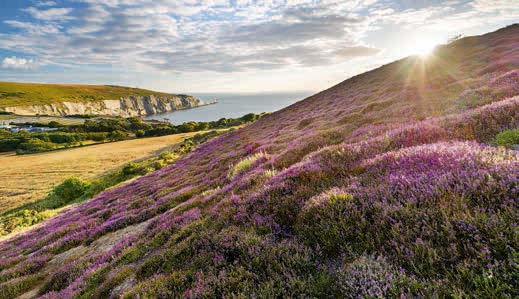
[0,94,203,117]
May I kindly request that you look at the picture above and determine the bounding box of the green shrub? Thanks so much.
[86,132,109,142]
[108,130,128,141]
[42,132,82,144]
[494,129,519,148]
[16,139,56,154]
[0,138,22,152]
[135,129,145,138]
[228,152,267,179]
[122,162,141,175]
[51,177,90,205]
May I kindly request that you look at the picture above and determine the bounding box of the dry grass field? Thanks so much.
[0,133,197,214]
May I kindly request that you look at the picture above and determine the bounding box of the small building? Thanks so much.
[0,122,13,131]
[1,124,58,133]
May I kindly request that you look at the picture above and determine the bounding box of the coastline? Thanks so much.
[141,100,218,120]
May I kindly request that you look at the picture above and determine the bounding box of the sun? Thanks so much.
[411,38,440,57]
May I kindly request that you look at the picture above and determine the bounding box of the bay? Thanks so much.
[144,92,312,125]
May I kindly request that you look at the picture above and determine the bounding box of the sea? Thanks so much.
[144,92,313,125]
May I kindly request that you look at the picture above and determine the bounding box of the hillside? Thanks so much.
[0,25,517,298]
[0,83,181,107]
[0,83,202,117]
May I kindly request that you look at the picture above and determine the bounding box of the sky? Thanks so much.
[0,0,517,93]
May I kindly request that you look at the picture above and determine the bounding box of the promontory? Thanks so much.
[0,82,203,117]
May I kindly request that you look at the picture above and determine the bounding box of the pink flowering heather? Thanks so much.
[0,25,517,298]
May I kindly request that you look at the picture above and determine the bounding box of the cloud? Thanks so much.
[220,14,363,46]
[22,7,73,21]
[1,56,38,70]
[36,1,57,7]
[0,0,514,75]
[333,46,381,58]
[4,20,60,35]
[1,0,382,73]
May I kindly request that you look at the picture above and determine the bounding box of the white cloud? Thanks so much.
[22,7,73,21]
[36,1,57,7]
[0,0,515,76]
[4,20,60,35]
[1,56,38,70]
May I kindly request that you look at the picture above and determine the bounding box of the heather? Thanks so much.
[0,25,518,298]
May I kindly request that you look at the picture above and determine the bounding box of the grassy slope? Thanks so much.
[0,25,517,298]
[0,82,183,108]
[0,133,198,214]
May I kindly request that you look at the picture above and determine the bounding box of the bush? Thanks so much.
[0,138,22,152]
[87,132,109,142]
[122,162,141,175]
[494,129,519,148]
[16,139,56,154]
[108,130,128,141]
[42,132,83,144]
[228,152,267,179]
[135,129,145,138]
[47,121,62,128]
[51,177,90,204]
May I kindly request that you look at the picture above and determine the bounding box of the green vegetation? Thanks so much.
[0,130,94,154]
[0,131,221,236]
[0,82,185,107]
[228,152,268,179]
[494,128,519,148]
[0,113,265,154]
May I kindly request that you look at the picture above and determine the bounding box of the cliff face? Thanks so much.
[0,95,203,117]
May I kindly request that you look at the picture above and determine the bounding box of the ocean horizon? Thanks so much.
[144,91,314,125]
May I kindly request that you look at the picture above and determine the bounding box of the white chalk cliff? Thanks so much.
[0,95,203,117]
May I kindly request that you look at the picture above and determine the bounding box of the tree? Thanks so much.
[108,130,127,141]
[241,113,256,122]
[47,121,62,128]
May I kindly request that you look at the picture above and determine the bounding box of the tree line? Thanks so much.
[0,112,265,154]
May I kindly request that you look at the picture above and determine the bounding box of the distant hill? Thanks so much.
[0,25,517,298]
[0,82,186,108]
[0,82,202,116]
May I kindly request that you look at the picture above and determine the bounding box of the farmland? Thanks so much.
[0,133,197,214]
